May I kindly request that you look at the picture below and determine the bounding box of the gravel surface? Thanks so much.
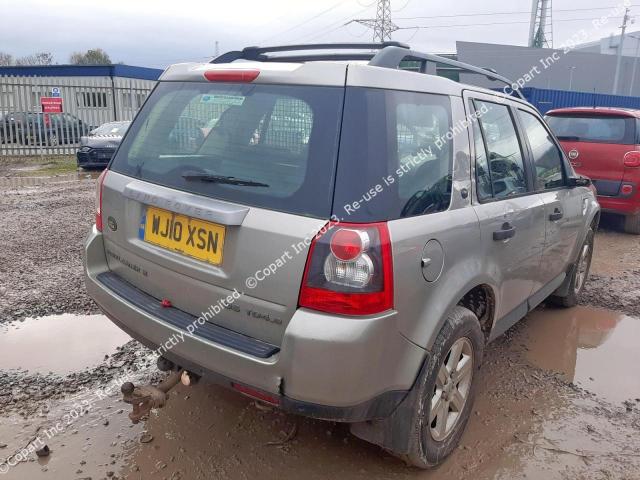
[0,179,100,323]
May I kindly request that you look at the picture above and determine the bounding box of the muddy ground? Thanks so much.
[0,172,638,480]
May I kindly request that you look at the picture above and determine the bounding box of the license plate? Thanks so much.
[142,207,225,265]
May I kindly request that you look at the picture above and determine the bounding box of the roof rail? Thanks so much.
[212,42,409,64]
[212,43,524,100]
[369,46,524,100]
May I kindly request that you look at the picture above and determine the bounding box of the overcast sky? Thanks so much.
[0,0,634,68]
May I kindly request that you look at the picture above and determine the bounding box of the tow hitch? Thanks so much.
[121,370,183,423]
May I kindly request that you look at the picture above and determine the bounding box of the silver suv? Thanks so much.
[84,42,599,468]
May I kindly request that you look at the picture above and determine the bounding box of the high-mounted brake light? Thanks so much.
[203,69,260,83]
[299,222,393,316]
[624,151,640,168]
[95,169,108,232]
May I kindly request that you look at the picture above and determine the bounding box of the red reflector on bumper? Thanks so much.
[232,383,280,405]
[621,184,634,196]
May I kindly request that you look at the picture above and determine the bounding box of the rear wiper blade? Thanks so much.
[182,172,269,187]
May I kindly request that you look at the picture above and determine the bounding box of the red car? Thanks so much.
[546,107,640,234]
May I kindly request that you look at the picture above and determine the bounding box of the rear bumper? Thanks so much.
[598,195,640,216]
[84,227,425,421]
[594,179,639,216]
[77,151,111,168]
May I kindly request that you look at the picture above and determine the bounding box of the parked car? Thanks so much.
[0,112,30,144]
[27,112,92,146]
[77,121,131,169]
[546,107,640,234]
[0,111,91,145]
[84,43,599,468]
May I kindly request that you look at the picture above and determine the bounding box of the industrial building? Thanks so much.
[456,41,640,98]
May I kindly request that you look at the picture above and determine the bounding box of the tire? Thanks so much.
[624,214,640,235]
[550,227,594,308]
[400,306,484,468]
[48,134,59,147]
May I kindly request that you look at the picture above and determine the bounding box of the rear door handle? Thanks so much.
[549,208,564,221]
[493,222,516,241]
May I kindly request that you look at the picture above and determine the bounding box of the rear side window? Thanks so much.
[473,100,528,199]
[471,119,492,201]
[333,88,452,222]
[110,82,344,218]
[546,114,636,144]
[518,110,566,190]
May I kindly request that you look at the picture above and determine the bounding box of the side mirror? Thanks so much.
[568,176,591,188]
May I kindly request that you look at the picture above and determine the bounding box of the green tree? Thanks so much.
[69,48,112,65]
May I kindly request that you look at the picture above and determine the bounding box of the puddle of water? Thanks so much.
[0,314,132,375]
[523,306,640,404]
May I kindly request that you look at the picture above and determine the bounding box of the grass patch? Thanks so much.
[0,155,78,176]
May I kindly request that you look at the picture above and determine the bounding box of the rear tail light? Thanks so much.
[95,169,108,232]
[299,222,393,316]
[624,151,640,168]
[203,69,260,83]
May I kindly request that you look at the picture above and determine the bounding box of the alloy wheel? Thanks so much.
[575,242,591,293]
[429,337,474,442]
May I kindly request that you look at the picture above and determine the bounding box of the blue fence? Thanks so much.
[520,87,640,114]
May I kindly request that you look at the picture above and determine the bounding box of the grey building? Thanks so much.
[456,41,640,97]
[574,30,640,57]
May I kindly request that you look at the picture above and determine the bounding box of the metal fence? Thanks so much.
[0,75,155,156]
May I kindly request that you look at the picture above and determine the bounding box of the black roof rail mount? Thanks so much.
[212,42,524,100]
[212,42,410,64]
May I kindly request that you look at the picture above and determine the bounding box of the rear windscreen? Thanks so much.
[110,82,344,218]
[546,114,637,145]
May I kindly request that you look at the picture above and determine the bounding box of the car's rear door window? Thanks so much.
[518,110,566,190]
[473,100,528,199]
[546,114,636,144]
[110,82,344,218]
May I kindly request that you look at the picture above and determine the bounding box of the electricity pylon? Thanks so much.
[529,0,554,48]
[353,0,399,42]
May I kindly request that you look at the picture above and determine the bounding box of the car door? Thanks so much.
[465,95,546,332]
[517,108,585,293]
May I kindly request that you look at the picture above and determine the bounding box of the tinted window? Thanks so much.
[110,82,344,219]
[471,118,492,201]
[546,114,636,144]
[474,101,527,199]
[519,110,566,190]
[333,88,452,222]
